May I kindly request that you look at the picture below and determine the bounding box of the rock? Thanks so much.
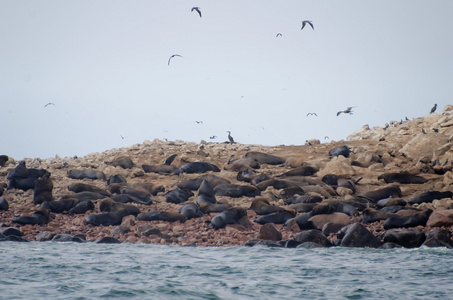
[51,234,86,243]
[422,228,453,248]
[0,197,8,211]
[35,231,54,241]
[426,209,453,227]
[293,230,332,247]
[95,236,121,243]
[338,223,382,248]
[257,223,282,241]
[1,227,22,237]
[382,228,426,248]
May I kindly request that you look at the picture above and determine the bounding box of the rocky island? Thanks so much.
[2,106,453,249]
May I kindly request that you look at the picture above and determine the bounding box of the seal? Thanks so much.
[328,145,350,158]
[177,174,230,191]
[107,174,127,185]
[236,169,270,185]
[277,166,318,177]
[214,183,260,197]
[85,211,125,226]
[60,191,107,202]
[180,162,220,174]
[67,169,106,180]
[179,203,204,219]
[199,203,231,214]
[224,157,260,172]
[244,151,285,165]
[408,191,453,205]
[111,194,151,205]
[119,186,152,204]
[33,174,53,204]
[360,186,402,202]
[68,182,110,197]
[255,210,295,225]
[41,199,80,213]
[378,172,428,184]
[0,197,9,211]
[99,198,141,216]
[197,179,217,205]
[249,198,287,215]
[68,200,95,215]
[383,209,432,230]
[361,208,398,224]
[106,156,134,169]
[142,164,180,175]
[137,211,187,223]
[209,207,247,229]
[165,189,194,204]
[0,155,8,167]
[12,210,50,225]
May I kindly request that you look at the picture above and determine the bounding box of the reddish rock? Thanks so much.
[257,223,282,241]
[427,209,453,227]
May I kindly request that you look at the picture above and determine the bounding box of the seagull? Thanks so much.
[227,131,235,144]
[191,7,202,18]
[195,121,203,124]
[430,103,437,114]
[276,33,282,37]
[210,135,217,139]
[306,112,317,117]
[168,54,182,66]
[44,102,55,107]
[301,20,314,30]
[337,106,355,116]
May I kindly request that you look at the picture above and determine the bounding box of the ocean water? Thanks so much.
[1,242,452,300]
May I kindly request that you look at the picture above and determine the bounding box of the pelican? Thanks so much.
[337,107,355,116]
[168,54,182,66]
[301,20,314,30]
[191,7,202,18]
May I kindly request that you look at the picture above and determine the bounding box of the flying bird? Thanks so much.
[227,131,235,144]
[191,7,202,18]
[276,33,282,37]
[44,102,55,107]
[430,103,437,114]
[209,135,217,139]
[168,54,182,66]
[337,107,355,116]
[301,20,314,30]
[195,121,203,124]
[306,112,317,117]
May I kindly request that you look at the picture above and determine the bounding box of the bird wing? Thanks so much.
[301,22,306,30]
[337,111,342,116]
[308,21,314,30]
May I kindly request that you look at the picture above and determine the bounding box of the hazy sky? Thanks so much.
[1,1,453,160]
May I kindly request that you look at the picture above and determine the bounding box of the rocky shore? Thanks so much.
[2,106,453,248]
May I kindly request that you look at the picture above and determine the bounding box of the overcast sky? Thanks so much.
[1,1,452,160]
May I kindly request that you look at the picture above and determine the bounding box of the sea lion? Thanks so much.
[360,186,402,202]
[277,166,318,177]
[0,197,8,211]
[224,157,260,171]
[197,179,217,205]
[142,164,180,175]
[383,209,432,230]
[255,179,301,191]
[165,189,194,204]
[0,155,8,167]
[111,194,151,205]
[68,200,95,215]
[67,169,106,180]
[85,212,125,226]
[107,174,127,185]
[176,174,230,191]
[179,203,204,219]
[7,178,36,191]
[209,207,247,229]
[244,151,285,165]
[106,156,134,169]
[214,183,260,197]
[99,198,140,216]
[378,172,428,184]
[236,169,270,185]
[199,203,231,214]
[329,145,350,158]
[164,154,178,165]
[119,186,152,204]
[284,194,322,205]
[33,174,53,204]
[180,162,220,174]
[361,208,398,224]
[249,198,287,215]
[279,186,304,199]
[408,191,453,204]
[41,199,80,213]
[68,182,110,197]
[60,191,107,202]
[255,210,296,225]
[12,210,50,225]
[137,211,187,223]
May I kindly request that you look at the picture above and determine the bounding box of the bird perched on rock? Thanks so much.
[430,103,437,114]
[168,54,182,66]
[191,7,202,18]
[227,131,235,144]
[301,20,314,30]
[337,107,355,116]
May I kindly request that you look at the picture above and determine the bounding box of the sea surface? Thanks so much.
[1,242,452,300]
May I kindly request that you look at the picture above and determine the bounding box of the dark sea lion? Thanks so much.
[0,155,8,167]
[277,166,318,177]
[378,172,428,184]
[33,175,53,204]
[12,210,50,225]
[408,191,453,204]
[322,174,339,187]
[165,189,194,204]
[284,194,322,205]
[95,236,121,244]
[7,178,36,191]
[111,194,151,205]
[179,203,204,219]
[142,164,180,175]
[0,183,5,197]
[176,174,231,191]
[244,151,285,165]
[224,157,260,171]
[106,156,134,169]
[107,174,127,185]
[323,201,359,217]
[360,186,402,202]
[180,162,220,174]
[197,180,217,205]
[68,200,95,215]
[255,179,301,191]
[120,186,152,204]
[209,207,247,229]
[137,211,187,223]
[99,198,140,216]
[51,234,86,243]
[236,169,270,185]
[214,183,260,197]
[68,182,110,197]
[288,202,317,213]
[361,208,398,224]
[249,198,287,215]
[279,186,304,199]
[255,210,296,225]
[6,161,29,180]
[85,212,125,226]
[164,154,178,165]
[329,145,350,158]
[199,203,231,214]
[0,197,9,211]
[60,191,107,202]
[41,199,79,213]
[67,169,106,180]
[383,209,432,230]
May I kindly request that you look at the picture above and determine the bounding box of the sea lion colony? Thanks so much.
[2,106,453,248]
